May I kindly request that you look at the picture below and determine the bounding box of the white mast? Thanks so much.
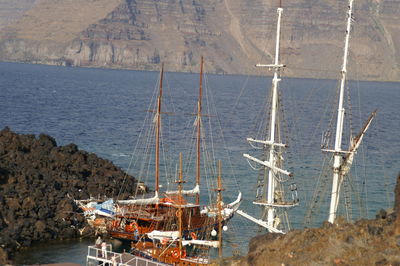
[328,0,354,224]
[241,4,296,232]
[265,6,283,228]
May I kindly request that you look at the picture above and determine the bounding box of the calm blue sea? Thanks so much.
[0,62,398,265]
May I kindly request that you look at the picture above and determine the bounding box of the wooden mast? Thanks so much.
[155,63,164,193]
[196,56,203,205]
[215,160,225,258]
[177,152,184,265]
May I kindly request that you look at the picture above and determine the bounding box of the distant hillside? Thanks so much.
[0,0,37,29]
[0,0,399,81]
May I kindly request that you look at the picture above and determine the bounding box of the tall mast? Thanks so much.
[265,5,283,228]
[328,0,354,224]
[239,1,296,234]
[196,56,204,205]
[243,4,285,229]
[155,63,164,193]
[215,160,225,258]
[177,153,184,264]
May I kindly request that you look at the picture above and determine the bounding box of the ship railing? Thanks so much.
[86,245,169,266]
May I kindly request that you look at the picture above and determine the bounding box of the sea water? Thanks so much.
[0,62,398,264]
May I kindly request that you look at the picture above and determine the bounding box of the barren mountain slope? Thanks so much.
[0,0,399,81]
[64,0,252,73]
[2,0,122,42]
[0,0,37,29]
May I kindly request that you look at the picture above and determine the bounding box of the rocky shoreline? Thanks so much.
[0,127,139,264]
[1,127,399,265]
[225,174,400,266]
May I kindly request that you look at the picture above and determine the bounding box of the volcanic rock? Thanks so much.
[0,127,140,264]
[225,174,400,266]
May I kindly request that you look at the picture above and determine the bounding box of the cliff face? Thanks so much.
[0,0,37,29]
[0,0,399,81]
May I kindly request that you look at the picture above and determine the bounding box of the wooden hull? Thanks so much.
[132,241,210,265]
[108,202,223,242]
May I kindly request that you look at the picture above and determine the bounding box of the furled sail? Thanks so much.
[339,110,376,177]
[182,240,219,248]
[165,184,200,196]
[147,230,219,248]
[147,230,179,241]
[226,191,242,210]
[117,191,159,205]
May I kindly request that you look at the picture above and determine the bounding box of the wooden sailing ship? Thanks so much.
[107,58,241,245]
[126,155,226,265]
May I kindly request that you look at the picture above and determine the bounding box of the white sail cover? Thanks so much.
[117,191,159,205]
[227,191,242,211]
[147,230,219,248]
[182,240,219,248]
[165,184,200,196]
[201,191,242,218]
[147,230,179,241]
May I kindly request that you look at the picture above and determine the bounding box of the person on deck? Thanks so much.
[101,241,107,258]
[95,236,102,248]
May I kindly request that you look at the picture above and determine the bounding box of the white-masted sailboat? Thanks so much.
[305,0,376,226]
[237,2,299,234]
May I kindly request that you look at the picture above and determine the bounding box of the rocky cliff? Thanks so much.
[0,0,37,29]
[0,128,140,264]
[0,0,399,81]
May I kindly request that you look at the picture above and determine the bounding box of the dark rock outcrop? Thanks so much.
[226,175,400,266]
[0,127,139,264]
[394,173,400,238]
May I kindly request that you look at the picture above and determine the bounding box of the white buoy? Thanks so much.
[223,225,228,231]
[211,229,217,236]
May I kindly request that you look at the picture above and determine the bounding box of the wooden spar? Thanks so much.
[215,160,225,258]
[155,63,164,193]
[177,153,183,265]
[196,56,203,205]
